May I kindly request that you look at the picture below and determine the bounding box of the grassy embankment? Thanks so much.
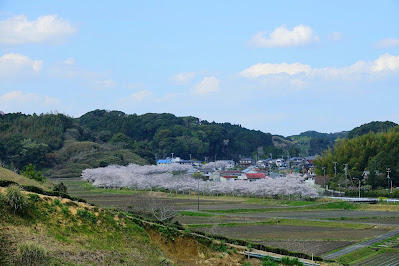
[0,167,54,191]
[0,187,165,264]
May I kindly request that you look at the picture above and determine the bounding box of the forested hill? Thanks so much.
[314,125,399,189]
[347,121,398,139]
[0,110,280,177]
[78,109,277,161]
[287,130,348,156]
[292,130,348,141]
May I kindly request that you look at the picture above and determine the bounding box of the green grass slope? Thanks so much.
[0,167,53,191]
[0,188,166,265]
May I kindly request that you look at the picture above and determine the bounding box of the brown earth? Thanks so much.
[146,228,261,266]
[257,240,357,256]
[194,224,389,241]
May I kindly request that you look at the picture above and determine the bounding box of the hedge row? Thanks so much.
[345,189,399,198]
[0,180,86,203]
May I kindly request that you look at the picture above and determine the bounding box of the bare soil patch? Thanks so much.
[193,224,389,241]
[257,240,357,256]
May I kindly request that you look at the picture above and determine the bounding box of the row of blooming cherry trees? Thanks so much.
[81,164,319,198]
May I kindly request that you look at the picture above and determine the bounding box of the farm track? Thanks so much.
[323,228,399,259]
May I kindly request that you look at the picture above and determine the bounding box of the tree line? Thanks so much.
[314,126,399,189]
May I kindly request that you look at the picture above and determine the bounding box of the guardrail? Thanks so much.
[329,196,399,203]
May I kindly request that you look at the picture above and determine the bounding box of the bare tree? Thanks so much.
[128,193,177,223]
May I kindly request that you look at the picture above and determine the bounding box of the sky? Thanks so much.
[0,0,399,136]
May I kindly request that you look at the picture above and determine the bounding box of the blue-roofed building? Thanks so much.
[156,158,172,165]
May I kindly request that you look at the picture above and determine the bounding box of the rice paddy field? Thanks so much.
[57,178,399,264]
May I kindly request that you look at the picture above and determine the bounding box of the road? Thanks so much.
[323,228,399,259]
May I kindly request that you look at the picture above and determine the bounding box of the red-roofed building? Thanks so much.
[245,173,265,181]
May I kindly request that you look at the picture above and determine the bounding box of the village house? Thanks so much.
[239,157,253,167]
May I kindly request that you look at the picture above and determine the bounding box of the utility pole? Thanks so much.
[387,168,391,192]
[197,178,199,211]
[354,178,361,198]
[322,167,326,188]
[333,161,337,179]
[343,164,348,189]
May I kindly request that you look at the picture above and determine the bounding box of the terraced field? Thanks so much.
[354,252,399,266]
[58,178,399,263]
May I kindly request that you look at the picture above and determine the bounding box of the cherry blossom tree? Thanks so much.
[81,164,319,198]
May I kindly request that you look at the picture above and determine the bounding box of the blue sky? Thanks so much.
[0,0,399,136]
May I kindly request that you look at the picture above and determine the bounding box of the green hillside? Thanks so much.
[0,167,53,191]
[347,121,397,139]
[78,109,275,161]
[314,126,399,189]
[0,172,260,265]
[288,130,348,156]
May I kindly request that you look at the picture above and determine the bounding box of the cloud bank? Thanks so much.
[248,24,320,48]
[0,14,76,45]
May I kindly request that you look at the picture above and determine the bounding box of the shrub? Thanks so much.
[62,206,70,216]
[65,201,79,207]
[5,185,28,214]
[18,242,47,265]
[53,198,62,207]
[21,164,44,182]
[53,182,67,193]
[77,209,97,223]
[281,256,303,266]
[28,193,41,202]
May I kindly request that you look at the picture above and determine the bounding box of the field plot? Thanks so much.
[258,240,357,256]
[193,224,388,241]
[354,252,399,266]
[232,210,399,220]
[328,217,399,225]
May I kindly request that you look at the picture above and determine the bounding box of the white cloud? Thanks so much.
[194,76,220,95]
[241,54,399,79]
[121,90,152,102]
[240,62,312,78]
[328,32,342,41]
[371,53,399,72]
[248,24,320,48]
[0,91,60,112]
[375,38,399,48]
[170,72,196,84]
[0,53,43,78]
[0,14,76,45]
